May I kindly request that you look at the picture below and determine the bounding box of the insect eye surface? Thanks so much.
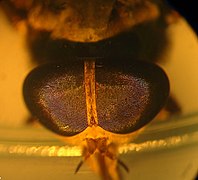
[23,60,169,136]
[96,61,169,134]
[23,62,88,136]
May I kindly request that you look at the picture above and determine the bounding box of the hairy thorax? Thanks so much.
[6,0,160,42]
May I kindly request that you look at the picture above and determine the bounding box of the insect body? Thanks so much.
[0,0,175,64]
[23,59,169,179]
[1,0,176,179]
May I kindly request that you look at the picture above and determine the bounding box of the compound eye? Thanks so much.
[23,62,88,136]
[95,61,169,134]
[23,60,169,136]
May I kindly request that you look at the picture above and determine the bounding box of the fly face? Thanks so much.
[1,0,174,179]
[23,59,169,179]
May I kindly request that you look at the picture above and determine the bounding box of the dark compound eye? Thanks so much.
[95,61,169,134]
[23,60,169,136]
[23,61,87,136]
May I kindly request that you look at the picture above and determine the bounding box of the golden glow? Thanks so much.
[0,144,81,157]
[0,132,194,157]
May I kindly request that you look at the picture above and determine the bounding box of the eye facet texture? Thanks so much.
[23,60,169,136]
[23,62,88,136]
[95,62,169,133]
